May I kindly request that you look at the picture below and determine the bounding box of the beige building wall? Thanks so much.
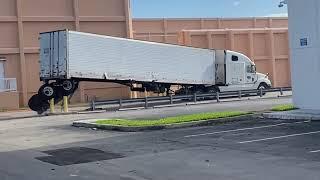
[0,3,291,110]
[133,18,290,87]
[178,28,290,88]
[133,18,288,44]
[0,0,132,108]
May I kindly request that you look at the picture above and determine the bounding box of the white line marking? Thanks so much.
[309,150,320,153]
[184,121,309,138]
[239,131,320,144]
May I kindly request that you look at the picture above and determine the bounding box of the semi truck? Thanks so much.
[28,30,271,113]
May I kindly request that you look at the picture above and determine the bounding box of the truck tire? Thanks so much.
[38,84,56,100]
[258,83,268,90]
[61,80,76,96]
[257,83,268,95]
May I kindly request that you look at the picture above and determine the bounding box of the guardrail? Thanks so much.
[89,87,292,111]
[0,78,17,92]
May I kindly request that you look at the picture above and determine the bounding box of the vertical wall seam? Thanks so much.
[253,18,257,28]
[200,18,205,29]
[73,0,86,102]
[269,30,277,87]
[163,18,168,43]
[125,0,134,98]
[217,18,222,29]
[73,0,80,31]
[268,18,273,28]
[248,31,254,62]
[207,32,213,49]
[124,0,133,39]
[228,31,234,50]
[16,0,28,106]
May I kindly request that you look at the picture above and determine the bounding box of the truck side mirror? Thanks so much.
[265,73,270,78]
[251,65,256,73]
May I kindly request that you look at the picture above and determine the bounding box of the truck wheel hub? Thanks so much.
[43,86,54,96]
[62,81,73,91]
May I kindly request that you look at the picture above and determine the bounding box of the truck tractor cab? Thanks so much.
[219,50,271,92]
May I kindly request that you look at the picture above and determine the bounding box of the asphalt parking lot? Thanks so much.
[1,97,320,180]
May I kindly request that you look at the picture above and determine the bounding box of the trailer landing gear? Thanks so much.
[28,80,78,114]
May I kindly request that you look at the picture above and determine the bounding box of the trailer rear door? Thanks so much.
[40,30,68,80]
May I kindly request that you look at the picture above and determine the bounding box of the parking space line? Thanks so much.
[184,121,309,138]
[309,150,320,153]
[238,131,320,144]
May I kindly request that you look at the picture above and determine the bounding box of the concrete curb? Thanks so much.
[0,115,42,121]
[0,109,123,121]
[72,114,257,132]
[263,112,320,121]
[0,111,80,121]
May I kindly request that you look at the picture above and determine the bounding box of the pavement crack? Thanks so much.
[160,138,188,145]
[128,170,153,180]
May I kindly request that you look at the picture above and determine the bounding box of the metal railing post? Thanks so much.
[145,96,148,109]
[280,88,283,96]
[260,88,263,97]
[238,90,242,99]
[216,92,220,102]
[170,94,173,104]
[193,93,197,103]
[91,100,96,111]
[119,99,123,109]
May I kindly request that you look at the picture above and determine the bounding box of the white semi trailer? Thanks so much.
[28,30,271,112]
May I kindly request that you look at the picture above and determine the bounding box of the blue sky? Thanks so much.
[131,0,288,18]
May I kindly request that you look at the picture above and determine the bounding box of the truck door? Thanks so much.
[226,55,246,85]
[245,64,257,85]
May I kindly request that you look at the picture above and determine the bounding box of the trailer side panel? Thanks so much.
[67,31,216,85]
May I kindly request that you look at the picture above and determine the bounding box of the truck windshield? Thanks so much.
[247,65,256,73]
[252,65,256,73]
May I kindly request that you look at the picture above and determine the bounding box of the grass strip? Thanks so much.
[271,104,297,112]
[95,111,250,127]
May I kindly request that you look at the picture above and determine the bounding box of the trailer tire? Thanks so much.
[38,84,56,100]
[61,80,76,96]
[28,94,50,114]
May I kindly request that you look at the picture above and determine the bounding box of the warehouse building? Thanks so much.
[0,0,289,109]
[0,0,132,109]
[133,18,290,88]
